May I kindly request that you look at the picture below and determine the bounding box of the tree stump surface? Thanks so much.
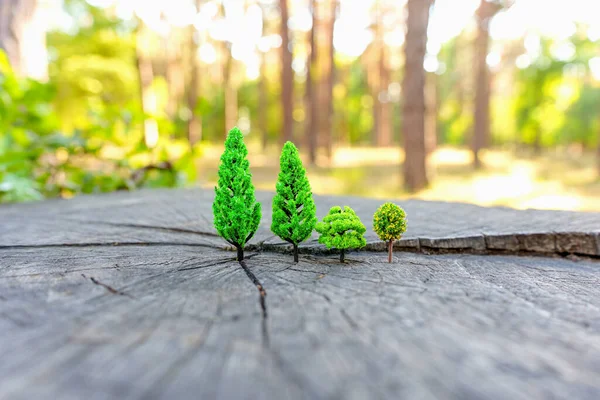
[1,188,599,399]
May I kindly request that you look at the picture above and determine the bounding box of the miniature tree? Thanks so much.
[271,141,317,262]
[315,206,366,263]
[373,202,407,263]
[213,127,262,261]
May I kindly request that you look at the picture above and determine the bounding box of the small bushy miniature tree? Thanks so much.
[271,141,317,262]
[373,202,407,263]
[315,206,366,263]
[213,127,261,261]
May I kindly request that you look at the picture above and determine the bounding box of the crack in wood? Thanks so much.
[238,259,269,347]
[81,274,134,298]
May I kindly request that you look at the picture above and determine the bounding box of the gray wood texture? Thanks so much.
[1,188,599,399]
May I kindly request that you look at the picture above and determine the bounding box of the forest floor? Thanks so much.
[198,143,600,212]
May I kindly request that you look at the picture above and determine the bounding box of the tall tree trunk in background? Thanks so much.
[280,0,293,143]
[402,0,432,191]
[165,26,185,120]
[597,128,600,177]
[223,44,238,137]
[472,0,501,168]
[186,0,203,146]
[425,71,438,154]
[136,25,159,148]
[259,50,269,151]
[0,0,47,80]
[305,0,318,164]
[375,0,392,147]
[322,0,336,160]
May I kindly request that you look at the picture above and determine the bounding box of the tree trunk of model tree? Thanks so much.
[322,0,336,160]
[402,0,432,191]
[0,0,47,80]
[280,0,294,143]
[472,0,501,169]
[186,0,203,146]
[305,0,318,164]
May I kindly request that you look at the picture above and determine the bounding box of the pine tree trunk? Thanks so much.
[0,0,47,81]
[293,243,299,263]
[340,249,345,263]
[186,2,202,146]
[236,246,244,262]
[402,0,432,191]
[280,0,294,143]
[375,0,392,147]
[322,0,336,160]
[305,0,318,164]
[388,240,393,263]
[473,0,501,169]
[259,50,269,151]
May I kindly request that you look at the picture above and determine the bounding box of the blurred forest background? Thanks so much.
[1,0,599,210]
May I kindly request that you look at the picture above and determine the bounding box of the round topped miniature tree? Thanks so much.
[373,202,407,263]
[315,206,366,263]
[213,127,261,261]
[271,141,317,262]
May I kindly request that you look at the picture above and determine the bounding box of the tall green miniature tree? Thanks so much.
[213,127,261,261]
[271,141,317,262]
[315,206,366,263]
[373,202,407,263]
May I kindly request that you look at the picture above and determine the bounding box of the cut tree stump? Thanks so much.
[1,188,599,399]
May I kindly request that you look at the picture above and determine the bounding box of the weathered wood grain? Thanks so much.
[1,188,599,256]
[1,188,600,399]
[1,246,599,399]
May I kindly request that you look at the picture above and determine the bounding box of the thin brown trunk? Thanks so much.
[402,0,431,191]
[293,243,299,263]
[473,0,500,169]
[280,0,294,143]
[0,0,47,80]
[340,249,345,263]
[305,0,318,164]
[388,240,393,263]
[236,246,244,261]
[186,1,203,146]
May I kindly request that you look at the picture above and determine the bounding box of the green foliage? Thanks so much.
[213,127,262,258]
[0,49,196,203]
[271,142,317,259]
[315,206,366,258]
[373,202,407,242]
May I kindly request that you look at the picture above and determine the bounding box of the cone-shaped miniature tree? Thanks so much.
[373,202,407,263]
[315,206,366,263]
[213,127,262,261]
[271,141,317,262]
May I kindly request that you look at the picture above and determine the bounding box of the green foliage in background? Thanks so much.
[271,141,317,262]
[213,127,262,261]
[315,206,366,262]
[0,49,195,203]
